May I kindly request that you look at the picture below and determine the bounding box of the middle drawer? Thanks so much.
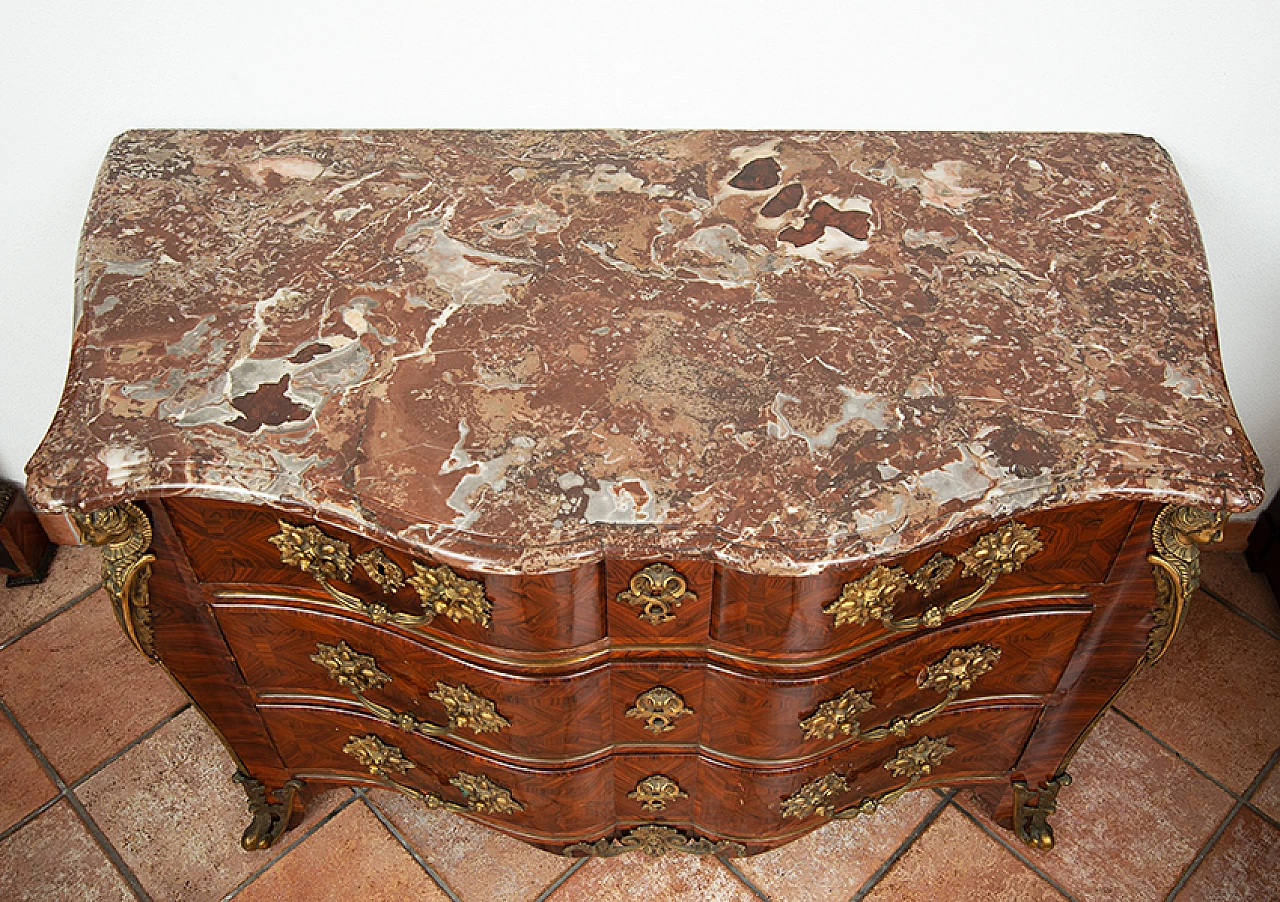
[214,601,612,762]
[700,604,1091,761]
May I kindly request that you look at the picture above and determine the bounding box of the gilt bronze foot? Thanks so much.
[234,772,304,850]
[1012,773,1071,850]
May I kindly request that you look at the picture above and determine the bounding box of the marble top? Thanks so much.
[26,130,1263,573]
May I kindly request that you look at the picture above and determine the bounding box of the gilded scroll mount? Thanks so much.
[310,641,509,738]
[1012,773,1072,850]
[565,825,745,858]
[782,736,955,821]
[310,640,391,695]
[73,502,157,661]
[617,563,696,625]
[357,547,405,594]
[626,687,694,734]
[628,775,688,812]
[800,644,1001,743]
[234,771,304,851]
[1146,506,1228,665]
[407,561,492,627]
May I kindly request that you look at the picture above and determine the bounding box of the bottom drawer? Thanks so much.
[696,701,1042,840]
[258,702,614,843]
[259,699,1040,850]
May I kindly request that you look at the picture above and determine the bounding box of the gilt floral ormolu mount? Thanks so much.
[27,131,1261,856]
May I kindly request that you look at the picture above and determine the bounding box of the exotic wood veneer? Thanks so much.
[26,131,1263,858]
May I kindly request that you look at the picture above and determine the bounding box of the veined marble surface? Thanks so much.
[26,131,1264,573]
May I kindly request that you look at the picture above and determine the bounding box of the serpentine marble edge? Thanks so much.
[25,131,1264,574]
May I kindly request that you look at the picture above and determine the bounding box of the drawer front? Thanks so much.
[216,602,611,761]
[166,498,604,652]
[611,665,706,746]
[702,605,1090,760]
[712,500,1137,656]
[613,753,700,824]
[696,701,1041,839]
[260,701,1036,849]
[259,702,615,841]
[605,560,714,643]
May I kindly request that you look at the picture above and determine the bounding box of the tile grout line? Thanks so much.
[1163,804,1246,900]
[221,789,362,901]
[1164,744,1280,902]
[357,789,465,902]
[0,579,103,652]
[1242,746,1280,809]
[61,789,156,902]
[947,796,1079,901]
[1243,744,1280,831]
[0,695,152,901]
[0,792,65,844]
[1244,797,1280,832]
[1109,706,1245,801]
[1199,584,1280,644]
[531,856,588,902]
[719,856,773,902]
[849,789,954,902]
[67,703,192,793]
[0,702,188,843]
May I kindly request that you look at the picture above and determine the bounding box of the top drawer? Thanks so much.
[712,500,1139,656]
[163,499,605,653]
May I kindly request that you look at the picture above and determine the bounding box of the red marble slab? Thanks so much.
[25,131,1263,573]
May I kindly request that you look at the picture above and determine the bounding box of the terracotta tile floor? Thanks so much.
[2,547,1278,901]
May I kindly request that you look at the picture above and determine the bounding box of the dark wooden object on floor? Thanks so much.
[1246,494,1280,605]
[0,483,55,587]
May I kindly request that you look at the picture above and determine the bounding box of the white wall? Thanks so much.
[3,1,1277,509]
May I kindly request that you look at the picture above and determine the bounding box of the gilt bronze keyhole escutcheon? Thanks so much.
[618,563,696,625]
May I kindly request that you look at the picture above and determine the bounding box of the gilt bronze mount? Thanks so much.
[826,521,1043,632]
[269,521,493,629]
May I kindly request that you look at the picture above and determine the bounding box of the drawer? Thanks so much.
[697,700,1042,839]
[605,559,714,644]
[259,702,615,842]
[712,500,1137,656]
[611,665,706,746]
[702,604,1090,760]
[215,602,611,761]
[612,752,700,824]
[166,498,604,652]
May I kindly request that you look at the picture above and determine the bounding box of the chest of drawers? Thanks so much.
[26,130,1263,858]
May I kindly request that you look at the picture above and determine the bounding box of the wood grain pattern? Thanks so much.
[0,485,54,580]
[167,498,605,652]
[256,697,1041,854]
[697,702,1042,841]
[973,502,1161,827]
[613,753,699,822]
[700,605,1090,761]
[147,501,305,810]
[259,701,617,842]
[712,501,1138,656]
[605,559,714,644]
[611,665,707,746]
[214,602,613,761]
